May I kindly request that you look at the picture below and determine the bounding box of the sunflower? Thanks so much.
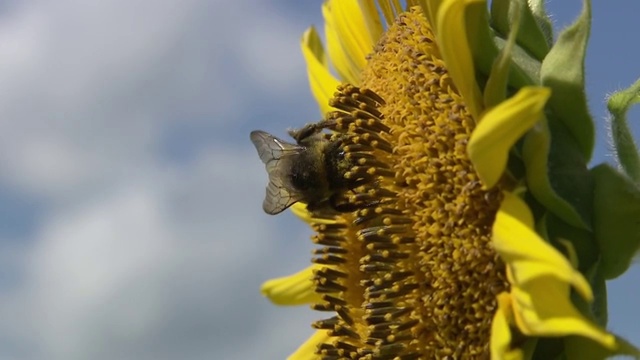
[259,0,640,359]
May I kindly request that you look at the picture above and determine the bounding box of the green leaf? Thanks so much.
[503,36,542,87]
[466,0,539,92]
[544,213,598,274]
[566,259,608,331]
[523,116,593,230]
[490,0,550,61]
[543,213,607,329]
[522,338,539,360]
[591,163,640,279]
[531,338,564,360]
[565,335,640,360]
[607,77,640,183]
[465,0,499,81]
[489,0,509,33]
[527,0,553,47]
[484,0,522,108]
[540,0,594,160]
[585,261,607,328]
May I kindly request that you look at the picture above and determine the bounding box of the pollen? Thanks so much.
[308,7,509,359]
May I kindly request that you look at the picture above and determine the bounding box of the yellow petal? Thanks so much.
[377,2,394,25]
[493,192,592,301]
[436,0,484,119]
[323,6,359,84]
[288,330,329,360]
[323,0,375,85]
[420,0,443,30]
[468,87,551,188]
[301,27,341,115]
[510,277,616,349]
[494,193,618,349]
[290,203,336,225]
[491,292,524,360]
[261,265,321,305]
[357,0,383,41]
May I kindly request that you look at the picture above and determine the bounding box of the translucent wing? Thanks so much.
[262,175,302,215]
[250,130,304,215]
[250,130,301,171]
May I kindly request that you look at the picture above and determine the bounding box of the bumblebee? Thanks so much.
[250,122,355,215]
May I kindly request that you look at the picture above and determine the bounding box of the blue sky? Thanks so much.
[0,1,637,359]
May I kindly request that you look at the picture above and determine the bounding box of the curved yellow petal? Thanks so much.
[288,330,329,360]
[323,0,374,85]
[290,203,336,225]
[491,292,524,360]
[301,27,341,115]
[510,277,616,349]
[261,265,321,305]
[468,87,551,188]
[420,0,443,31]
[358,0,384,39]
[493,192,592,301]
[436,0,484,119]
[372,0,403,25]
[323,6,359,84]
[494,193,618,349]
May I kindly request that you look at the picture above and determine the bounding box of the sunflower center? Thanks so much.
[309,7,508,359]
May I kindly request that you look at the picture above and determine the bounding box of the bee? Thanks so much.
[250,122,356,215]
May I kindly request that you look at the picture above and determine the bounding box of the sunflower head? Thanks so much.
[258,1,640,359]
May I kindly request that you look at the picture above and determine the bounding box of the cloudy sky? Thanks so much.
[0,1,637,359]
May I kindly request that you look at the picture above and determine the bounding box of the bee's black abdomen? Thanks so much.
[288,151,325,192]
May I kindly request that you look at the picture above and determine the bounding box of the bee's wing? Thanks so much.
[250,130,299,170]
[250,130,304,215]
[262,176,303,214]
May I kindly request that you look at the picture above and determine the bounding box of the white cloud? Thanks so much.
[27,187,173,358]
[0,145,315,360]
[0,0,322,359]
[0,0,311,199]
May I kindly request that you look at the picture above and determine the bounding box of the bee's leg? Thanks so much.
[288,119,338,143]
[323,136,344,154]
[288,123,320,143]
